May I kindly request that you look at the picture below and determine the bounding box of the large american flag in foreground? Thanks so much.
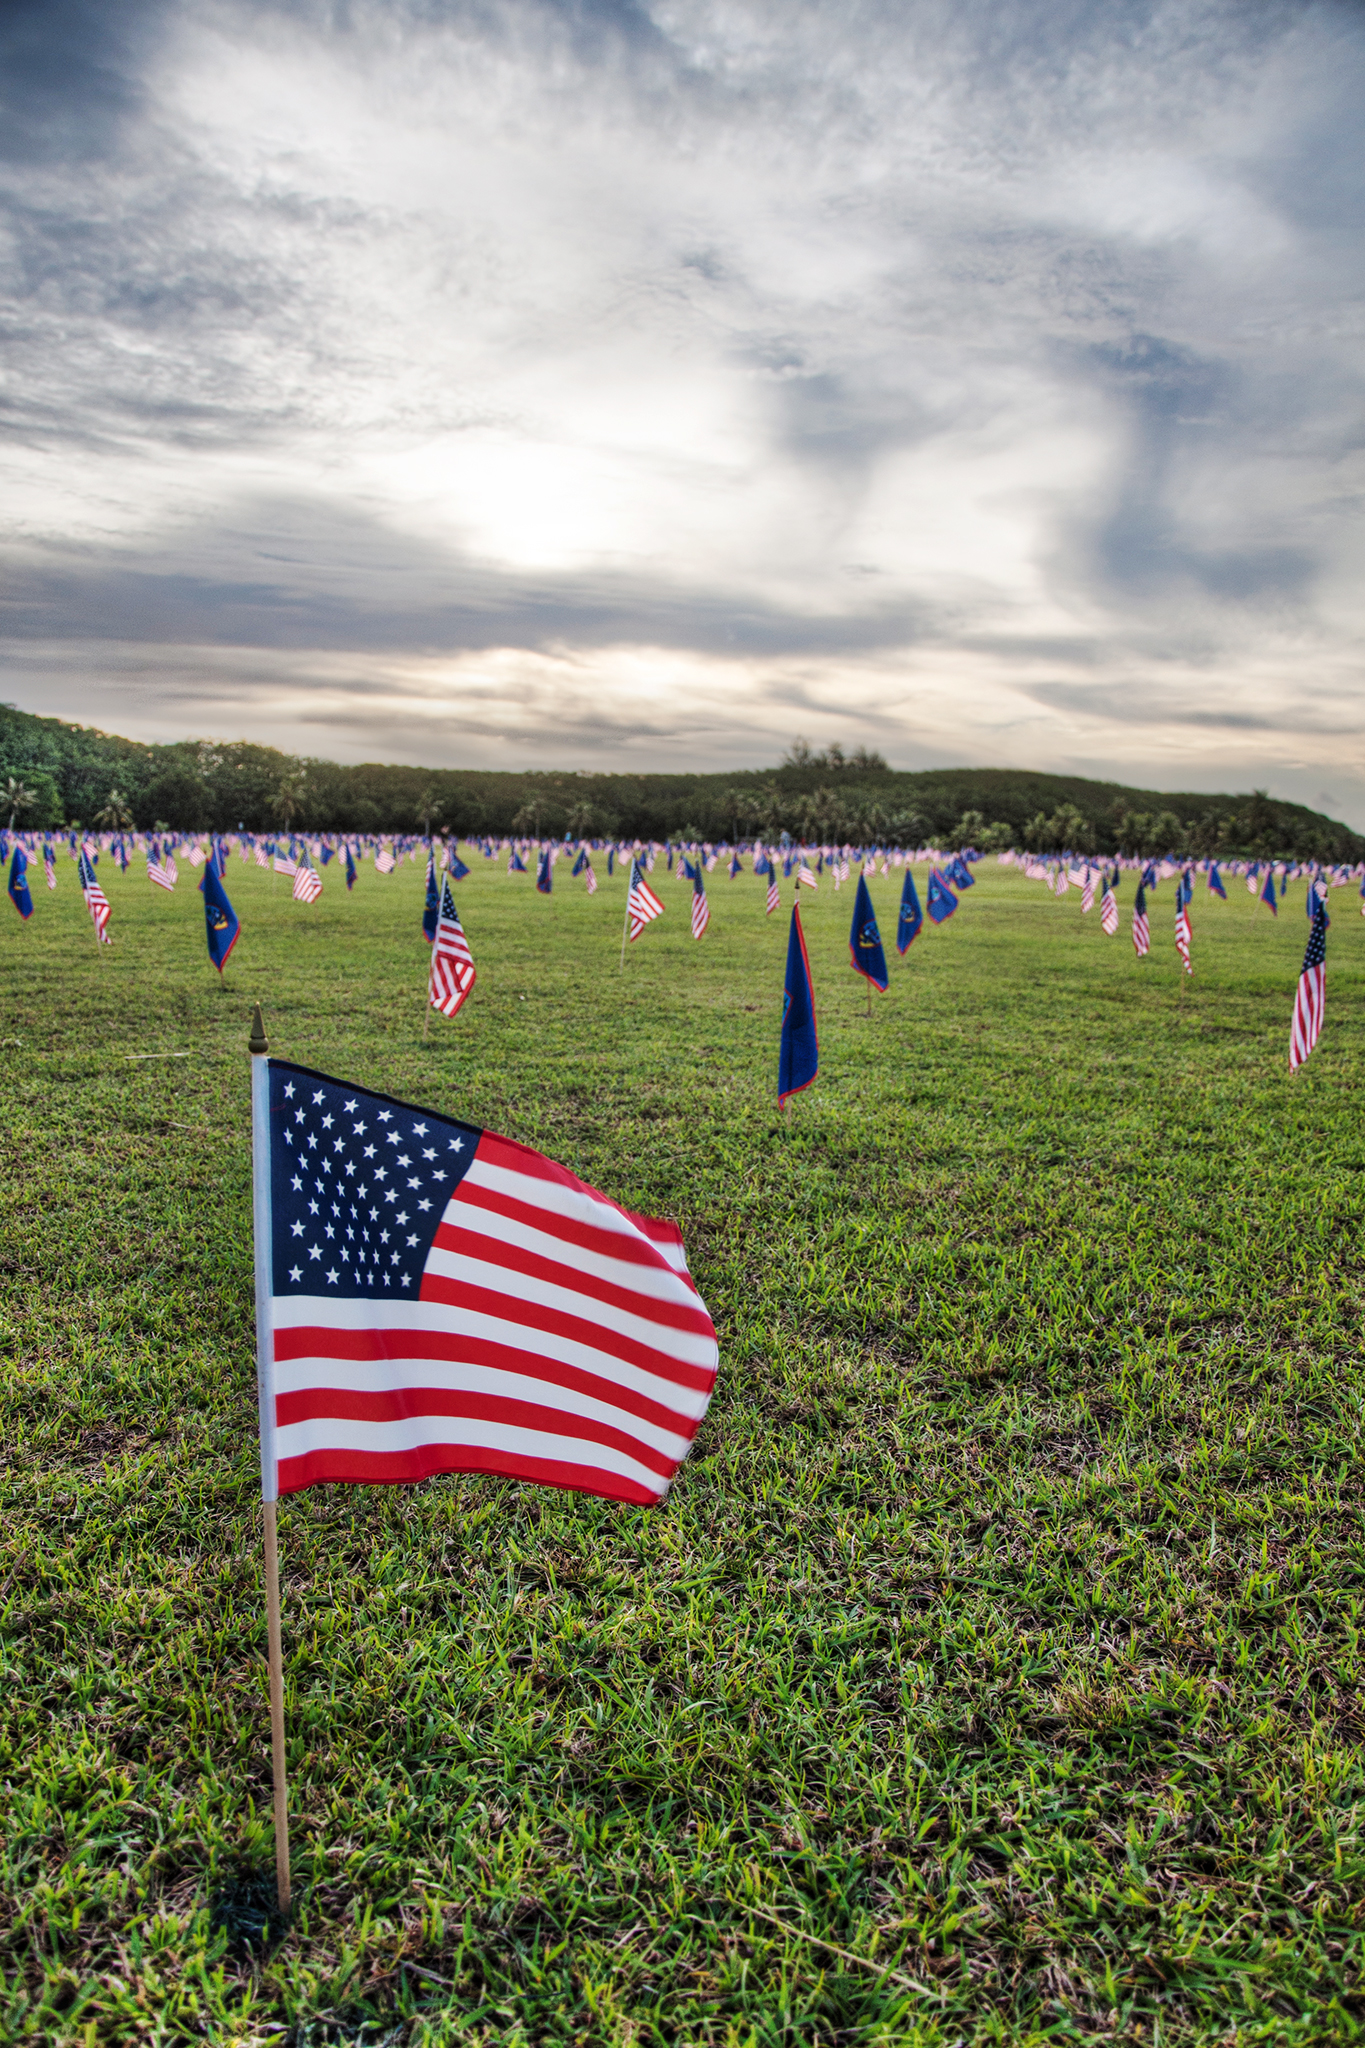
[257,1062,718,1505]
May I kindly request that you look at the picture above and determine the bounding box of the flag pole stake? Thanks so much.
[263,1498,291,1912]
[249,1000,290,1914]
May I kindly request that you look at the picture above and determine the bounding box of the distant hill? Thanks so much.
[1,703,1359,862]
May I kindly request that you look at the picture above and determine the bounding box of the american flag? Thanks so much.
[797,856,817,889]
[1132,882,1150,958]
[78,850,111,942]
[147,843,176,891]
[256,844,269,868]
[274,851,298,878]
[43,844,56,890]
[583,858,598,895]
[293,859,323,904]
[375,846,396,875]
[627,859,664,941]
[1081,870,1096,914]
[690,862,710,939]
[1290,902,1327,1071]
[255,1061,717,1504]
[428,875,476,1017]
[766,867,780,916]
[1175,896,1192,975]
[1100,878,1118,935]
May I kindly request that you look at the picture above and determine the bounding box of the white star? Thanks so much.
[401,1274,412,1287]
[288,1265,301,1282]
[378,1111,391,1122]
[396,1210,408,1225]
[312,1090,324,1105]
[418,1199,432,1213]
[284,1083,295,1099]
[397,1153,411,1168]
[295,1108,306,1124]
[308,1200,319,1215]
[363,1144,376,1159]
[343,1098,356,1111]
[422,1148,436,1161]
[407,1176,422,1190]
[291,1221,305,1237]
[346,1227,354,1241]
[369,1206,379,1221]
[384,1189,397,1205]
[449,1138,463,1152]
[290,1175,302,1191]
[345,1162,356,1177]
[386,1130,400,1146]
[307,1135,317,1150]
[413,1122,428,1136]
[380,1229,390,1244]
[406,1233,418,1247]
[322,1114,334,1130]
[353,1121,367,1135]
[309,1245,322,1260]
[325,1224,334,1240]
[374,1167,387,1183]
[326,1268,339,1284]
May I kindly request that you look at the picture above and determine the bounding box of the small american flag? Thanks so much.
[797,856,817,889]
[1175,894,1192,975]
[255,1061,716,1505]
[375,846,396,875]
[293,860,323,904]
[1132,882,1150,958]
[1100,877,1118,934]
[78,850,111,942]
[43,844,56,890]
[428,875,477,1017]
[147,843,176,891]
[1081,870,1096,914]
[690,862,710,939]
[256,844,269,868]
[627,860,664,941]
[1290,902,1327,1070]
[274,851,298,878]
[765,866,780,916]
[583,859,598,896]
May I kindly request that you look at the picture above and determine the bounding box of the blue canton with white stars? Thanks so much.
[269,1061,482,1297]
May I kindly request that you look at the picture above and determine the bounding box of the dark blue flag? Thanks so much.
[345,843,357,891]
[948,855,975,889]
[778,905,818,1103]
[572,848,588,877]
[607,847,614,876]
[1209,863,1226,899]
[926,868,958,925]
[1260,867,1277,916]
[423,846,440,942]
[8,847,33,920]
[319,843,335,865]
[510,850,528,874]
[449,849,470,879]
[536,846,552,895]
[849,873,889,990]
[897,866,923,954]
[199,850,240,973]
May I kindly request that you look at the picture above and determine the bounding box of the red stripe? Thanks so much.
[278,1444,661,1503]
[418,1273,716,1393]
[473,1134,689,1267]
[275,1386,676,1478]
[431,1220,713,1338]
[273,1322,699,1436]
[457,1177,674,1275]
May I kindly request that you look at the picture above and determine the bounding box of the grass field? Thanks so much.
[4,848,1365,2047]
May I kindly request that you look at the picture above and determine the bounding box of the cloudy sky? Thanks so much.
[2,0,1363,816]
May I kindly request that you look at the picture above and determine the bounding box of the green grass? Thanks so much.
[3,849,1365,2047]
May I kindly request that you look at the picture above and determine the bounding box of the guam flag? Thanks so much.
[345,844,357,892]
[1260,867,1278,916]
[947,854,975,889]
[926,869,958,925]
[896,867,923,954]
[200,850,240,973]
[778,906,818,1103]
[849,873,889,990]
[423,847,440,942]
[448,846,471,880]
[536,846,553,895]
[8,847,33,920]
[1208,862,1227,899]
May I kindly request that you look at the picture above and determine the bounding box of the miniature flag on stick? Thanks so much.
[247,1007,719,1908]
[1289,900,1327,1071]
[427,875,477,1021]
[622,858,664,962]
[78,850,111,944]
[896,868,922,954]
[293,857,322,904]
[1100,872,1119,935]
[690,861,710,939]
[8,847,33,920]
[849,873,889,992]
[200,851,239,972]
[778,905,818,1104]
[1132,880,1150,958]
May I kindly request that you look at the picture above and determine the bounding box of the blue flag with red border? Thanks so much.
[926,868,958,924]
[779,906,818,1102]
[897,867,922,954]
[849,873,889,990]
[199,850,240,973]
[8,847,33,920]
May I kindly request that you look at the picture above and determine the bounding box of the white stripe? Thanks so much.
[275,1414,668,1494]
[272,1295,712,1418]
[466,1154,666,1253]
[449,1193,700,1312]
[273,1355,692,1459]
[423,1242,718,1370]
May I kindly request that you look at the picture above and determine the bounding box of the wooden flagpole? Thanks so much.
[249,1002,291,1912]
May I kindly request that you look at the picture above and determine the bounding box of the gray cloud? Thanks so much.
[1,0,1363,813]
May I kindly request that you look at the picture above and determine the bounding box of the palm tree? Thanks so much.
[94,789,135,832]
[4,776,36,830]
[413,787,445,839]
[273,771,308,834]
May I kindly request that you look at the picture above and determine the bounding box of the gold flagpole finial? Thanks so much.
[248,1003,269,1055]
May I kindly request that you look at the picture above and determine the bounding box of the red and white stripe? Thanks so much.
[147,858,175,891]
[429,882,476,1016]
[83,882,111,941]
[628,863,665,940]
[293,863,323,902]
[274,853,297,877]
[1133,904,1150,957]
[1175,904,1192,974]
[766,871,780,915]
[691,884,710,939]
[1100,886,1118,935]
[271,1132,717,1504]
[1290,963,1325,1071]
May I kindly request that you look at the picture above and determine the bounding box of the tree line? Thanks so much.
[2,705,1360,862]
